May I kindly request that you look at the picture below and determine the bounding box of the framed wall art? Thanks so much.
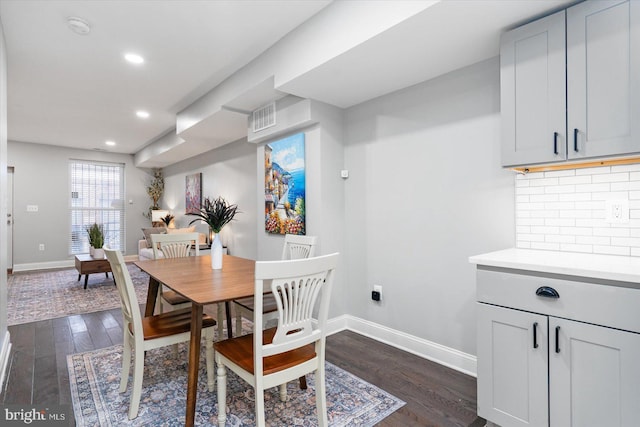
[185,172,202,214]
[264,133,305,235]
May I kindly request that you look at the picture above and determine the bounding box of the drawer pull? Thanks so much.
[553,132,559,155]
[536,286,560,299]
[533,322,539,349]
[555,326,561,353]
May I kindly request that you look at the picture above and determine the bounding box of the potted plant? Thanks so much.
[188,196,239,269]
[143,168,164,221]
[86,223,105,258]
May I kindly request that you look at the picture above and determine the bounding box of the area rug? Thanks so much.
[7,265,149,326]
[68,343,405,426]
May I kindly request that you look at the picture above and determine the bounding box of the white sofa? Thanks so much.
[138,227,207,260]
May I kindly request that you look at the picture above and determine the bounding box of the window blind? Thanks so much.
[69,159,125,255]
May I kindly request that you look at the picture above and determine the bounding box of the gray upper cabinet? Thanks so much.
[567,0,640,160]
[501,0,640,167]
[501,10,566,167]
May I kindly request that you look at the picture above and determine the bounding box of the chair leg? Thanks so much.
[278,383,287,402]
[119,337,132,393]
[216,359,227,427]
[255,386,266,427]
[235,307,243,336]
[205,329,215,392]
[128,348,145,419]
[217,303,225,339]
[315,367,328,427]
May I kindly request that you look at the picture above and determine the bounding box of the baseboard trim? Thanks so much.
[13,260,75,272]
[326,314,477,377]
[0,331,12,392]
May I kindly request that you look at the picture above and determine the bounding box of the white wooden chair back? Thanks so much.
[280,234,318,260]
[104,247,143,340]
[253,253,338,367]
[151,232,199,259]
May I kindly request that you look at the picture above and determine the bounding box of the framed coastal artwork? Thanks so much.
[264,133,306,235]
[185,173,202,214]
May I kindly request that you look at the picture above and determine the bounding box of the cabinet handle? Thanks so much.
[553,132,559,155]
[533,322,539,349]
[555,326,561,353]
[535,286,560,299]
[573,128,579,152]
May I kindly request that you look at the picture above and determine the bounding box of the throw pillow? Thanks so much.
[167,226,196,234]
[142,227,167,246]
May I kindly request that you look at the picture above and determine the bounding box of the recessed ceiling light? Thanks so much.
[105,140,116,146]
[67,16,91,35]
[136,110,150,119]
[124,53,144,64]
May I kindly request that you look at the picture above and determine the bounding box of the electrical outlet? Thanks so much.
[27,205,38,212]
[605,199,629,224]
[39,243,45,251]
[372,285,382,302]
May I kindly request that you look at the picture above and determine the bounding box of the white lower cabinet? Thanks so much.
[477,270,640,427]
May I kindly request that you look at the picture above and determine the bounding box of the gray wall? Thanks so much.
[1,13,9,356]
[7,141,151,269]
[343,57,514,355]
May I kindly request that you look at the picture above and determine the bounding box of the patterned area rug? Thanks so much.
[7,265,149,326]
[68,344,405,426]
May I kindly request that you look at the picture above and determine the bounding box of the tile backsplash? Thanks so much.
[515,163,640,257]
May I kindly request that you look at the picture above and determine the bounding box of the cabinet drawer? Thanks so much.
[477,268,640,333]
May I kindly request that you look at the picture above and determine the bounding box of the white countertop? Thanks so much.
[469,248,640,283]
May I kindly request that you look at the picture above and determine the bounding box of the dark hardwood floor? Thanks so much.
[1,309,484,426]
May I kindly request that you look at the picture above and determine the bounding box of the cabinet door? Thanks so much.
[477,303,549,427]
[501,10,566,167]
[549,318,640,427]
[567,0,640,159]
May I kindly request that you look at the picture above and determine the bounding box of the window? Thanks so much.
[69,160,125,255]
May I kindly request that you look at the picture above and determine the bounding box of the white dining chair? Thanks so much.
[104,247,216,419]
[233,234,318,334]
[215,252,339,427]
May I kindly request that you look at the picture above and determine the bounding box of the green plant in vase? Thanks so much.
[85,222,104,258]
[188,196,239,269]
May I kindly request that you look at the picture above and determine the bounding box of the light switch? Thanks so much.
[27,205,38,212]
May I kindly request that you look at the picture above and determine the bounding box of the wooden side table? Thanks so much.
[75,254,112,289]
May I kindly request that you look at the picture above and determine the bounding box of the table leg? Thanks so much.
[186,303,203,427]
[77,274,81,282]
[144,277,160,317]
[225,301,233,338]
[84,275,89,289]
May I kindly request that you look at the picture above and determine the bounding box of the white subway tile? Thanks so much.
[517,241,532,249]
[517,233,545,242]
[611,181,640,191]
[520,171,544,180]
[576,166,611,175]
[575,183,610,193]
[592,172,629,183]
[559,243,593,253]
[530,177,559,187]
[517,218,545,226]
[517,202,545,211]
[576,236,610,245]
[560,210,592,219]
[575,218,607,228]
[531,242,561,251]
[591,191,629,200]
[531,226,560,235]
[516,195,530,203]
[560,227,593,236]
[546,235,575,244]
[545,185,576,194]
[516,225,531,234]
[546,218,575,227]
[530,194,559,203]
[630,210,640,219]
[630,191,640,199]
[516,210,531,218]
[630,171,640,181]
[611,164,640,173]
[516,186,546,195]
[593,245,630,256]
[515,179,530,188]
[559,193,591,202]
[559,175,591,185]
[529,210,559,219]
[593,228,630,237]
[630,247,640,257]
[611,237,640,247]
[630,228,640,237]
[575,201,605,210]
[545,169,575,178]
[545,201,575,210]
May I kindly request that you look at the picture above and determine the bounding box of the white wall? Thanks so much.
[7,141,151,270]
[343,57,514,356]
[162,138,258,260]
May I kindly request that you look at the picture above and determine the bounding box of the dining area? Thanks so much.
[104,233,339,426]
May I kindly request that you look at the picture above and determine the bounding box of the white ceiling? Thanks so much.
[0,0,574,165]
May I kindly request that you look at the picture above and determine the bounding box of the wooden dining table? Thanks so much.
[135,254,255,427]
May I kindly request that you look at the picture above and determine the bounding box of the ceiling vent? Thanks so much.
[252,102,276,132]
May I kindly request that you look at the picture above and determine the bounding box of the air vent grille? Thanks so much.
[252,102,276,132]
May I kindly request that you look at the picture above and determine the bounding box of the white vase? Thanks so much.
[92,248,105,259]
[89,246,95,257]
[211,233,223,270]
